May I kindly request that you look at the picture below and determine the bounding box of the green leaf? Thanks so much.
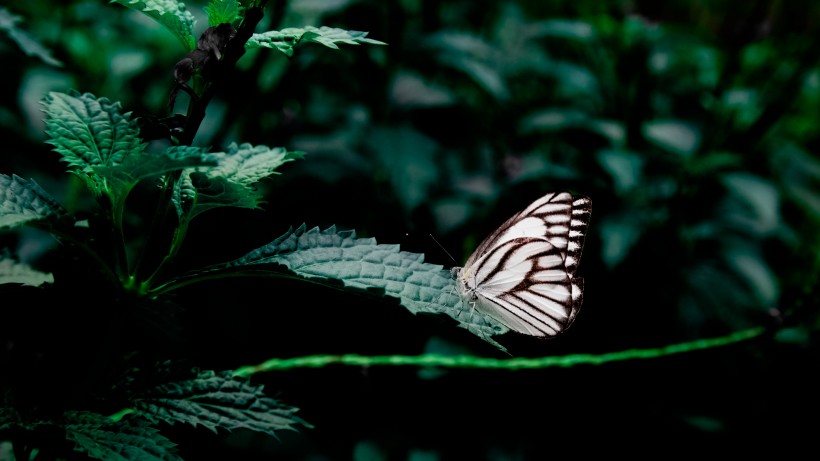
[596,149,644,195]
[42,91,146,189]
[426,31,509,100]
[367,126,438,211]
[94,149,217,213]
[246,26,386,57]
[64,411,182,461]
[204,0,243,26]
[720,173,779,236]
[772,142,820,216]
[212,224,508,347]
[132,370,311,439]
[211,143,304,185]
[42,92,211,212]
[0,174,67,231]
[519,108,588,132]
[0,252,54,286]
[0,7,63,66]
[723,240,779,307]
[598,213,645,269]
[110,0,196,50]
[531,19,595,42]
[643,119,701,157]
[173,143,303,221]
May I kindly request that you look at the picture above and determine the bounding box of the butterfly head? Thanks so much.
[451,266,478,301]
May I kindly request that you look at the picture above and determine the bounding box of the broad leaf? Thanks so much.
[367,126,438,211]
[64,411,181,461]
[425,31,509,100]
[203,225,508,347]
[132,370,310,438]
[0,252,54,286]
[211,143,304,185]
[204,0,242,27]
[43,92,213,212]
[643,119,701,157]
[42,91,146,191]
[531,19,595,42]
[246,26,386,57]
[110,0,196,50]
[173,143,303,221]
[0,174,67,230]
[94,150,216,212]
[0,7,63,66]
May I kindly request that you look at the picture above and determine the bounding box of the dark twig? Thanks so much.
[133,7,266,283]
[177,7,266,146]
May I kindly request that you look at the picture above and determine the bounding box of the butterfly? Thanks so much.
[452,192,592,337]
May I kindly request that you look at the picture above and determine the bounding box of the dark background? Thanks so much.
[2,0,819,458]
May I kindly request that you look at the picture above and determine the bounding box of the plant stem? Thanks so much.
[140,216,191,292]
[178,6,266,146]
[146,267,310,298]
[133,7,267,286]
[110,199,130,280]
[233,327,767,377]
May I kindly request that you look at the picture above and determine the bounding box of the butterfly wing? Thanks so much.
[457,192,591,337]
[464,192,590,274]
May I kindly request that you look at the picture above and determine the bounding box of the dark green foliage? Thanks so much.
[1,0,379,459]
[132,370,311,438]
[64,411,182,461]
[1,0,819,459]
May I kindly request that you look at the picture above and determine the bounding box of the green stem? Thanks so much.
[146,267,314,298]
[232,327,766,377]
[139,215,191,292]
[110,199,130,280]
[131,173,179,285]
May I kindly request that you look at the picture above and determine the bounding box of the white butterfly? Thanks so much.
[453,192,592,337]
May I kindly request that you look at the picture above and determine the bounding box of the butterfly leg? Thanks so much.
[467,300,478,325]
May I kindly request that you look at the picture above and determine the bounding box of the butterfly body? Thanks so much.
[454,192,591,337]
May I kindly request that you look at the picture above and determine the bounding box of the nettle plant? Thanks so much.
[0,1,513,459]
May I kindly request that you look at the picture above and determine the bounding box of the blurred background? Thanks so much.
[2,0,819,458]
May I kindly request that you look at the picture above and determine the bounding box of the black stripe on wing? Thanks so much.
[564,196,591,276]
[470,237,576,337]
[464,192,572,268]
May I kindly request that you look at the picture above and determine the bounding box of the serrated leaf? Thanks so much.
[173,143,303,221]
[42,91,146,186]
[246,26,386,57]
[132,370,310,438]
[94,149,216,212]
[42,92,213,211]
[214,225,508,347]
[0,174,67,230]
[110,0,196,50]
[64,411,181,461]
[204,0,243,27]
[0,7,63,66]
[0,252,53,286]
[211,143,304,185]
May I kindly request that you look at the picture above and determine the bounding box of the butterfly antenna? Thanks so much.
[429,233,458,265]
